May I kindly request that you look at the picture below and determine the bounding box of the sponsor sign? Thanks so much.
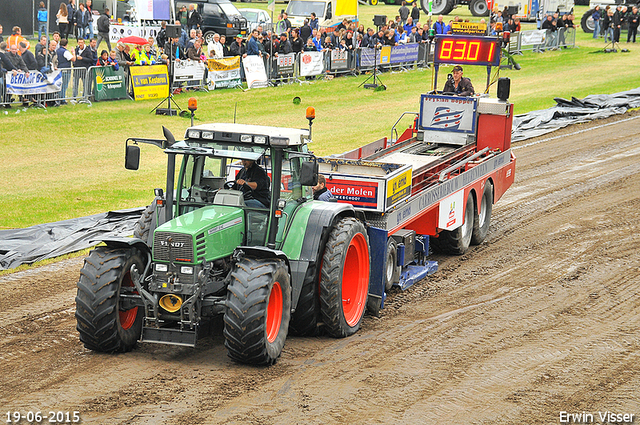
[386,168,412,208]
[173,59,206,85]
[420,94,477,133]
[379,46,392,64]
[242,56,268,89]
[6,71,62,95]
[130,64,169,101]
[330,50,348,70]
[438,190,464,230]
[299,51,324,76]
[92,66,127,101]
[389,44,420,63]
[520,30,546,45]
[109,23,162,44]
[207,57,241,89]
[277,53,296,75]
[325,178,380,210]
[451,22,488,35]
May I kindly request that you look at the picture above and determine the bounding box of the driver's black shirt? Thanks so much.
[233,163,270,207]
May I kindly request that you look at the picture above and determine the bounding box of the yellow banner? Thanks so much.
[130,64,169,101]
[386,168,412,207]
[207,56,241,72]
[451,22,488,35]
[379,46,392,65]
[335,0,357,17]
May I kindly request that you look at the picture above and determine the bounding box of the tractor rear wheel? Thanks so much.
[289,266,321,336]
[75,247,145,352]
[470,0,489,16]
[471,181,493,245]
[431,192,474,255]
[224,258,291,365]
[319,217,371,338]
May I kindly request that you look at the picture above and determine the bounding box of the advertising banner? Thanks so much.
[92,66,127,101]
[130,64,169,101]
[325,178,381,210]
[330,50,348,70]
[438,190,464,230]
[242,56,268,89]
[277,53,296,75]
[379,46,392,64]
[420,95,477,133]
[6,71,62,95]
[360,48,380,68]
[386,168,412,208]
[451,22,488,35]
[173,59,206,85]
[520,30,546,45]
[207,57,241,89]
[389,44,420,63]
[299,51,324,76]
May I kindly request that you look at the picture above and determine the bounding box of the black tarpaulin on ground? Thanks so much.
[0,208,144,271]
[511,88,640,142]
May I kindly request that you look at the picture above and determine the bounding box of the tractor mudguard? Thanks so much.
[281,201,357,310]
[100,237,150,255]
[234,246,290,273]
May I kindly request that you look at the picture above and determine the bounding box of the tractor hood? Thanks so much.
[152,205,245,264]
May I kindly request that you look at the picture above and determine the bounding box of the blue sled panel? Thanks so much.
[398,261,439,291]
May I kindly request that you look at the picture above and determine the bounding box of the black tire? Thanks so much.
[431,191,474,255]
[469,0,489,16]
[224,258,291,365]
[423,0,453,16]
[384,238,400,291]
[581,10,595,34]
[75,247,146,352]
[133,201,159,246]
[319,217,371,338]
[471,181,493,245]
[288,265,321,336]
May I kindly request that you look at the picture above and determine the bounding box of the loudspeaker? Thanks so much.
[497,77,510,101]
[166,24,181,39]
[373,15,387,27]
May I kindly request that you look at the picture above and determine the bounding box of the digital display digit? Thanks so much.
[434,36,500,67]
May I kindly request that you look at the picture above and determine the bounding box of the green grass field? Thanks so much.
[1,4,639,229]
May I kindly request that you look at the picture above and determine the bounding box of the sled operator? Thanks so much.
[443,65,475,96]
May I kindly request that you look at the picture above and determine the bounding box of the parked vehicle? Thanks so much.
[239,8,273,32]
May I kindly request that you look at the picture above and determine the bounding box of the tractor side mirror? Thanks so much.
[300,160,318,186]
[125,144,140,170]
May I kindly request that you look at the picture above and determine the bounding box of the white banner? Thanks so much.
[438,190,464,231]
[173,60,206,84]
[206,57,242,90]
[242,56,268,89]
[520,30,546,45]
[6,70,62,95]
[299,51,324,77]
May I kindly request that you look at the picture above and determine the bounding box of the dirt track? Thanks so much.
[2,114,640,425]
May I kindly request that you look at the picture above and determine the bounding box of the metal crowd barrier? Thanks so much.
[509,28,576,54]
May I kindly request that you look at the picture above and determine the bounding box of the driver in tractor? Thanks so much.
[232,159,271,208]
[443,65,475,96]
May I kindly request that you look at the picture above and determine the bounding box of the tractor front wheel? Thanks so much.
[75,247,146,352]
[320,218,371,338]
[224,258,291,365]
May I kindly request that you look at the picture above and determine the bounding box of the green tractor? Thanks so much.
[75,121,372,365]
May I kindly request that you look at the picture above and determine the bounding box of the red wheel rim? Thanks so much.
[341,233,370,327]
[119,271,138,331]
[266,281,283,343]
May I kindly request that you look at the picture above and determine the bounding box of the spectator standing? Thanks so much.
[613,6,624,43]
[75,3,90,40]
[404,17,415,33]
[89,38,98,64]
[220,35,229,56]
[85,0,95,39]
[177,6,188,30]
[309,12,319,31]
[603,7,613,42]
[627,6,639,42]
[290,28,303,53]
[300,19,312,42]
[187,4,203,30]
[67,0,77,40]
[56,39,75,103]
[157,21,168,54]
[433,15,446,35]
[247,30,261,56]
[177,20,189,49]
[8,27,29,54]
[208,33,224,58]
[164,37,183,61]
[592,5,601,38]
[37,2,48,41]
[186,29,198,50]
[277,33,292,54]
[96,8,111,52]
[38,40,58,73]
[411,3,420,23]
[73,38,93,98]
[312,31,323,51]
[186,39,203,61]
[6,44,28,73]
[230,35,246,57]
[399,1,410,26]
[35,35,48,57]
[282,13,292,33]
[19,42,38,71]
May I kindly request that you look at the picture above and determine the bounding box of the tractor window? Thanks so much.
[281,153,313,201]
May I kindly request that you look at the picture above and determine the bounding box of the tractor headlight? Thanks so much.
[180,266,194,275]
[254,135,267,144]
[155,263,168,272]
[240,134,253,143]
[201,131,214,140]
[187,129,200,139]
